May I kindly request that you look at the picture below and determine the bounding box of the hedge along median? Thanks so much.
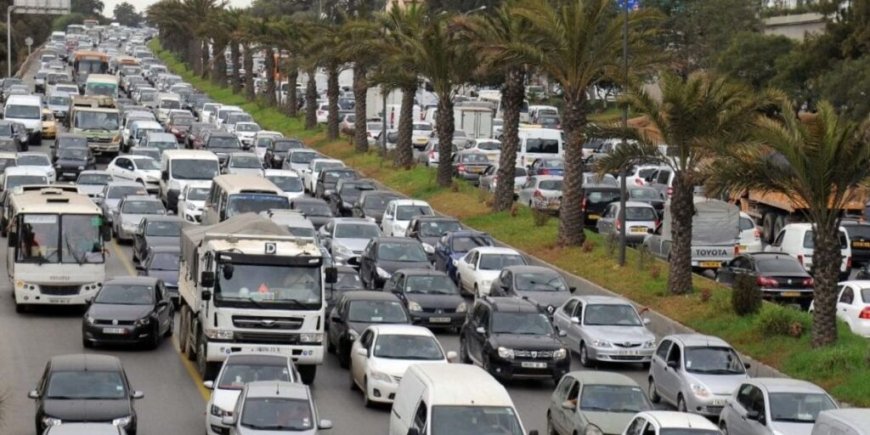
[152,40,870,406]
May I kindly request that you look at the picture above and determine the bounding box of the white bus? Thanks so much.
[6,186,109,312]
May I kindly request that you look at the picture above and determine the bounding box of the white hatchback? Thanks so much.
[455,246,527,297]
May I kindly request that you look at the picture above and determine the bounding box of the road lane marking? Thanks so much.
[109,239,211,401]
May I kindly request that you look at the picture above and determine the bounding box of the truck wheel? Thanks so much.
[196,331,217,380]
[298,365,316,385]
[773,215,786,240]
[762,213,776,243]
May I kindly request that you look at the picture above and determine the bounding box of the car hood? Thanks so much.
[334,238,369,253]
[236,427,318,435]
[144,235,179,248]
[370,357,444,378]
[347,321,374,335]
[581,325,655,344]
[364,209,385,223]
[769,421,814,435]
[88,303,152,321]
[144,268,178,287]
[684,372,748,396]
[491,333,562,350]
[137,170,161,181]
[120,213,154,226]
[378,260,432,274]
[42,398,133,422]
[227,168,263,176]
[56,158,88,167]
[582,411,636,435]
[513,291,572,310]
[404,293,464,309]
[212,388,242,414]
[78,185,104,196]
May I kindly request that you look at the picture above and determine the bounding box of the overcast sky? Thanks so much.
[102,0,254,18]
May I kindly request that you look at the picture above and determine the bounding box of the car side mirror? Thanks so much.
[325,266,338,284]
[318,419,333,430]
[475,326,486,335]
[200,271,215,288]
[744,362,752,369]
[203,381,214,390]
[161,171,168,181]
[570,316,580,324]
[666,360,678,370]
[746,409,763,422]
[201,290,212,301]
[558,330,567,337]
[356,347,368,357]
[569,286,577,293]
[446,351,458,363]
[407,428,420,435]
[222,415,236,426]
[28,390,39,399]
[561,400,574,410]
[131,390,144,399]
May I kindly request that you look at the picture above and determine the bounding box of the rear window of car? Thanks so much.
[844,224,870,240]
[739,217,756,231]
[756,258,805,273]
[862,288,870,303]
[538,180,562,190]
[586,190,620,204]
[802,230,848,249]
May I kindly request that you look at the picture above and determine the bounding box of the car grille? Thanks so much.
[420,307,456,314]
[40,285,80,296]
[233,332,299,344]
[232,316,303,330]
[609,355,646,361]
[612,342,642,348]
[514,350,554,359]
[93,319,135,326]
[706,406,724,415]
[90,137,112,143]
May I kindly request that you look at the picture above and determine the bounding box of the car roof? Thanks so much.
[638,411,719,429]
[145,132,176,140]
[105,276,161,286]
[470,246,521,255]
[503,265,559,275]
[388,199,430,206]
[623,201,656,208]
[122,195,161,203]
[368,324,435,336]
[574,295,633,305]
[342,290,402,301]
[750,377,827,394]
[395,268,449,277]
[484,296,539,312]
[225,353,292,366]
[665,333,732,348]
[108,181,147,188]
[49,353,123,371]
[409,364,514,407]
[566,371,640,386]
[244,381,308,400]
[374,237,421,244]
[332,217,378,225]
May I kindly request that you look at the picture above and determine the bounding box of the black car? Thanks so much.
[54,147,96,181]
[359,237,432,289]
[352,190,403,224]
[0,120,28,151]
[488,265,574,317]
[187,122,217,149]
[581,184,622,227]
[288,198,334,229]
[132,215,184,263]
[264,138,305,168]
[405,215,463,260]
[460,297,569,384]
[202,131,242,164]
[29,354,144,435]
[715,252,814,308]
[137,245,181,303]
[82,277,175,349]
[325,265,365,321]
[327,179,375,217]
[384,269,466,329]
[842,221,870,266]
[326,290,410,368]
[314,167,359,199]
[627,186,665,217]
[52,133,89,161]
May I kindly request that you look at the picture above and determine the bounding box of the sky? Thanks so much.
[102,0,253,18]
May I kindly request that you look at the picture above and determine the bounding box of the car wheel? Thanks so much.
[579,343,594,368]
[164,316,174,338]
[148,325,161,350]
[719,421,728,435]
[677,394,687,412]
[82,337,93,348]
[459,337,471,364]
[197,332,217,380]
[349,365,358,391]
[363,377,373,408]
[327,338,335,354]
[648,378,661,404]
[338,341,350,369]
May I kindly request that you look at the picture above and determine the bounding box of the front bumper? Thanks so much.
[14,282,101,305]
[587,345,655,364]
[89,140,120,154]
[685,394,731,417]
[83,321,156,345]
[206,341,324,365]
[366,376,400,404]
[410,311,465,328]
[487,354,570,380]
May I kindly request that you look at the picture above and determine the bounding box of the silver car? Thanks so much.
[76,170,113,199]
[553,295,656,367]
[112,195,167,242]
[223,152,265,177]
[547,371,652,435]
[596,201,659,245]
[222,381,332,434]
[718,378,838,435]
[318,218,382,266]
[648,334,750,417]
[99,181,149,225]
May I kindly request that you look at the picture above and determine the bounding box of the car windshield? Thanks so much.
[347,300,408,323]
[461,153,490,163]
[208,136,241,149]
[629,188,661,200]
[452,235,492,253]
[171,159,219,180]
[335,223,380,239]
[419,220,461,237]
[314,161,343,172]
[59,136,89,148]
[378,243,428,262]
[862,288,870,303]
[373,334,444,360]
[625,207,657,221]
[756,258,806,273]
[430,406,523,435]
[0,124,13,136]
[48,95,70,106]
[227,114,252,124]
[122,200,164,214]
[78,173,112,185]
[405,275,458,294]
[477,141,501,151]
[18,155,50,166]
[479,254,525,271]
[74,111,119,130]
[364,194,399,210]
[171,117,194,126]
[240,398,313,431]
[684,346,746,374]
[579,384,650,413]
[413,123,432,131]
[0,158,14,170]
[658,430,721,435]
[145,220,182,237]
[538,180,563,190]
[526,138,559,154]
[290,151,317,163]
[293,201,331,217]
[130,158,160,170]
[769,393,836,423]
[217,363,292,390]
[6,105,41,119]
[586,173,618,186]
[149,252,179,270]
[184,187,209,201]
[159,99,180,109]
[230,155,261,168]
[46,371,127,400]
[491,312,552,335]
[267,175,304,192]
[540,159,563,169]
[273,140,302,152]
[236,123,260,132]
[227,194,289,218]
[94,283,155,305]
[514,272,567,292]
[58,148,89,160]
[396,205,433,221]
[583,304,643,326]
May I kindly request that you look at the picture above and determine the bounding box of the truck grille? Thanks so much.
[233,332,299,344]
[232,316,303,330]
[40,285,80,296]
[90,137,112,143]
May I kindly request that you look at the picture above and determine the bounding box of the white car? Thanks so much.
[16,152,56,183]
[177,182,211,224]
[765,223,852,279]
[105,155,162,194]
[233,122,262,149]
[739,212,763,253]
[412,122,433,149]
[467,138,502,163]
[381,199,434,237]
[222,152,264,177]
[718,378,838,435]
[455,247,527,297]
[303,158,345,193]
[203,353,300,435]
[349,325,455,406]
[315,103,329,124]
[264,169,305,201]
[622,411,720,435]
[810,280,870,337]
[252,130,282,161]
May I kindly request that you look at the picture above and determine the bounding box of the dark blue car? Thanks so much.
[433,230,495,282]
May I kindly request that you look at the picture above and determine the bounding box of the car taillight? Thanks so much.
[666,186,673,197]
[540,168,549,175]
[533,190,544,199]
[457,164,466,173]
[581,197,588,212]
[803,277,814,287]
[754,228,762,240]
[859,307,870,320]
[635,178,644,186]
[847,256,852,270]
[797,255,804,267]
[616,219,622,231]
[757,276,777,287]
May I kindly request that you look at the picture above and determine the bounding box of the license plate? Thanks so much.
[630,227,647,233]
[854,241,870,248]
[103,328,126,335]
[620,350,641,355]
[699,261,721,268]
[521,362,547,369]
[47,298,69,304]
[430,317,451,323]
[587,214,600,221]
[782,291,802,297]
[252,346,281,353]
[63,172,76,177]
[711,399,727,406]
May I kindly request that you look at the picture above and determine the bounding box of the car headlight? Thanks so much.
[112,416,132,427]
[644,339,656,348]
[134,317,151,327]
[408,301,423,312]
[299,332,323,343]
[369,370,394,383]
[86,315,96,325]
[422,243,435,254]
[334,244,353,258]
[210,404,231,417]
[554,348,568,360]
[497,346,514,360]
[77,166,85,170]
[456,302,467,313]
[546,305,555,314]
[585,425,603,435]
[42,417,62,427]
[204,329,234,340]
[376,267,392,279]
[186,202,196,210]
[691,383,711,398]
[592,339,611,348]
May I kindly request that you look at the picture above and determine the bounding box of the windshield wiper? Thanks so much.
[774,417,815,423]
[64,234,86,266]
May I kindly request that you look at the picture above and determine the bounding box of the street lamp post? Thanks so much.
[618,0,632,266]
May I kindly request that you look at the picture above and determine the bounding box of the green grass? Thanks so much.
[153,39,870,406]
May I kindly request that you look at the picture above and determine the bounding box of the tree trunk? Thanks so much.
[264,47,277,106]
[395,84,415,168]
[212,43,227,86]
[352,63,368,153]
[243,44,255,101]
[200,40,210,80]
[667,172,694,294]
[187,38,201,73]
[305,69,318,130]
[811,224,841,347]
[435,93,455,187]
[493,67,524,212]
[326,63,340,140]
[230,42,242,94]
[287,70,299,117]
[557,91,588,246]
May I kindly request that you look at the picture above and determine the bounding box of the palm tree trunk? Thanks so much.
[395,84,415,168]
[287,70,299,117]
[557,92,588,246]
[326,63,340,140]
[187,38,200,73]
[200,40,210,80]
[212,43,227,86]
[265,47,277,106]
[230,42,242,94]
[493,67,524,212]
[352,63,368,153]
[435,94,456,187]
[667,173,694,294]
[305,69,318,130]
[811,226,841,347]
[243,44,255,101]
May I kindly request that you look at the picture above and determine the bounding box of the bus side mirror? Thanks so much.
[325,267,338,284]
[161,171,169,181]
[200,271,215,288]
[101,224,111,240]
[8,232,17,246]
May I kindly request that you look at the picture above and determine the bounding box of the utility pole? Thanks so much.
[618,0,632,266]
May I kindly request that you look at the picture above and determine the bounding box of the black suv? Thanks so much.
[459,297,569,384]
[327,179,375,216]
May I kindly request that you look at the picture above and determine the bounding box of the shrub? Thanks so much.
[532,209,551,227]
[756,304,810,337]
[732,274,762,316]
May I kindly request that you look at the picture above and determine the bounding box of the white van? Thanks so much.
[389,364,533,435]
[4,95,43,144]
[155,93,181,124]
[516,127,563,168]
[765,223,852,279]
[812,409,870,435]
[214,105,243,128]
[159,150,220,213]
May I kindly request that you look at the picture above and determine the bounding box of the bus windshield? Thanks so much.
[74,111,119,131]
[16,214,105,264]
[226,193,289,218]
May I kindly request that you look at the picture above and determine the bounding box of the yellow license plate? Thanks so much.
[588,214,600,220]
[630,227,648,233]
[699,261,721,268]
[782,291,802,297]
[853,242,870,248]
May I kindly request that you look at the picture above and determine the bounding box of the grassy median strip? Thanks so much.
[152,41,870,406]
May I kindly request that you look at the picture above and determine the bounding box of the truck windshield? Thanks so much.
[171,159,219,180]
[215,263,322,309]
[74,111,119,130]
[226,193,289,218]
[86,82,117,97]
[430,406,523,435]
[16,214,105,264]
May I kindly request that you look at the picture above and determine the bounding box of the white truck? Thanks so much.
[454,104,494,140]
[177,213,337,384]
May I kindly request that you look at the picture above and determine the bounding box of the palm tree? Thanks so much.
[598,72,763,295]
[513,0,658,246]
[339,18,383,152]
[708,101,870,347]
[185,0,227,77]
[225,8,246,94]
[238,13,260,101]
[268,17,307,117]
[456,1,538,211]
[206,8,234,86]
